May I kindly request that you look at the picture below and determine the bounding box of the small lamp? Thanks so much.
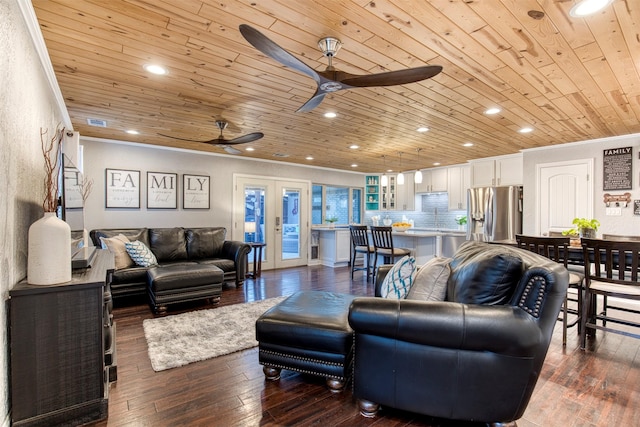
[245,221,256,239]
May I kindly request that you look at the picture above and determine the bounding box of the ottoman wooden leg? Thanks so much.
[263,365,281,380]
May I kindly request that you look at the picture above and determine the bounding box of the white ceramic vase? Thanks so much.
[28,212,72,285]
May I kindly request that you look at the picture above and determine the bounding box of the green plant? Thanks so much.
[325,216,338,223]
[562,217,600,236]
[455,215,467,226]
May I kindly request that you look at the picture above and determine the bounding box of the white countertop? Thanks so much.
[311,226,466,237]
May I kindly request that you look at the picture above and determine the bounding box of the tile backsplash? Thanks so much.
[363,192,466,229]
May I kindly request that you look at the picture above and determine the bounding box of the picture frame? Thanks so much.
[183,174,210,209]
[105,168,140,208]
[147,171,177,209]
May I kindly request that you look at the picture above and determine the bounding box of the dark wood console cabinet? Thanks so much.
[10,250,116,427]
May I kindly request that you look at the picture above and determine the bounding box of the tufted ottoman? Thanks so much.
[147,264,224,314]
[256,291,357,392]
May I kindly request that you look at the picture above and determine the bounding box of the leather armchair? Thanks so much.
[348,241,569,424]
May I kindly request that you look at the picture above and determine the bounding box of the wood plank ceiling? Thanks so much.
[32,0,640,173]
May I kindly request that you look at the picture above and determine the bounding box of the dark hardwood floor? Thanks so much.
[91,265,640,427]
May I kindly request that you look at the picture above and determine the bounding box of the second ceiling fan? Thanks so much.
[160,120,263,154]
[239,24,443,112]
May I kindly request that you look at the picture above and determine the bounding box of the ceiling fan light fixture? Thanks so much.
[569,0,614,17]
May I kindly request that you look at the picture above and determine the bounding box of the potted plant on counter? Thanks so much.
[455,215,467,231]
[325,216,338,228]
[562,217,600,239]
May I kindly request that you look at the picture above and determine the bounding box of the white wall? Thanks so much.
[0,1,68,425]
[81,138,363,238]
[522,134,640,236]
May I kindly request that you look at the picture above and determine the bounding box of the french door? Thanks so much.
[233,175,309,271]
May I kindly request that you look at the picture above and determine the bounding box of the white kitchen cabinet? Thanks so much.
[447,165,470,210]
[414,168,447,193]
[318,228,350,267]
[470,154,522,187]
[397,172,415,211]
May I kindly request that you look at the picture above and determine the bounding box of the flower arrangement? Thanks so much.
[40,126,64,212]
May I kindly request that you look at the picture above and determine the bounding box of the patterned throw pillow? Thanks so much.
[100,234,134,270]
[406,257,451,301]
[125,240,158,267]
[380,255,416,299]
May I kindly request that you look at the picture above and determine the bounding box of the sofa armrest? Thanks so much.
[374,264,393,297]
[221,240,251,266]
[349,298,542,357]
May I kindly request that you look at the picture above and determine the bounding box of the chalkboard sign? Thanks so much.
[603,147,632,190]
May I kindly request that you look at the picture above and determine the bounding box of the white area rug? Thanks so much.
[143,296,288,371]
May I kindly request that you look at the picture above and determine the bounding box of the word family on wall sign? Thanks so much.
[602,147,632,191]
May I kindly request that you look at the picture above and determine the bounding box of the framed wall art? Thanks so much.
[183,174,210,209]
[147,171,177,209]
[105,168,140,208]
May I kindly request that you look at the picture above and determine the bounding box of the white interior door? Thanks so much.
[536,159,593,235]
[233,175,309,271]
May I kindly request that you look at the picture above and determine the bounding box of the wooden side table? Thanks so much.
[246,242,266,278]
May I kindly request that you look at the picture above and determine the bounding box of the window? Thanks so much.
[311,184,363,225]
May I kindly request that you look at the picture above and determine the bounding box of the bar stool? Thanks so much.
[515,234,584,346]
[349,225,375,280]
[370,226,411,277]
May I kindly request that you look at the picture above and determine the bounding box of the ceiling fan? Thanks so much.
[239,24,443,112]
[159,120,263,154]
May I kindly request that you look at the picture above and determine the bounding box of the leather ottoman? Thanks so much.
[147,264,224,314]
[256,291,357,392]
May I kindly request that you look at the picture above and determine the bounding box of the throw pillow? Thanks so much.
[406,256,451,301]
[100,234,134,270]
[380,255,416,299]
[125,240,158,267]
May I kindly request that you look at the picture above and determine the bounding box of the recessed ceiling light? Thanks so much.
[143,64,168,75]
[349,144,359,149]
[126,130,139,135]
[433,162,441,166]
[306,156,314,160]
[519,127,534,133]
[351,164,358,168]
[416,126,429,132]
[485,107,501,115]
[570,0,614,17]
[245,147,255,152]
[324,112,337,118]
[462,142,474,147]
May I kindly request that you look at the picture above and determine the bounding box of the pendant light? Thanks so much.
[414,148,423,184]
[380,155,388,187]
[397,152,404,185]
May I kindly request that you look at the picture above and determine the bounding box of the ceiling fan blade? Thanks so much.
[239,24,320,83]
[340,65,443,88]
[296,91,327,113]
[220,145,242,155]
[158,133,218,144]
[225,132,264,145]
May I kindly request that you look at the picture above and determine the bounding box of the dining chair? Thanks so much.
[369,226,411,277]
[580,238,640,350]
[515,234,584,346]
[349,225,375,280]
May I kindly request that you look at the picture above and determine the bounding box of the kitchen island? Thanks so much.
[311,226,467,267]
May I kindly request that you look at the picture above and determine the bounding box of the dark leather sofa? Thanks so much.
[90,227,251,299]
[348,241,569,424]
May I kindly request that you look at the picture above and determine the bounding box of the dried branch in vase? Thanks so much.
[79,175,94,204]
[40,125,64,212]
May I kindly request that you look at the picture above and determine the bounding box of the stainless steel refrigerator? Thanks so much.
[466,186,522,242]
